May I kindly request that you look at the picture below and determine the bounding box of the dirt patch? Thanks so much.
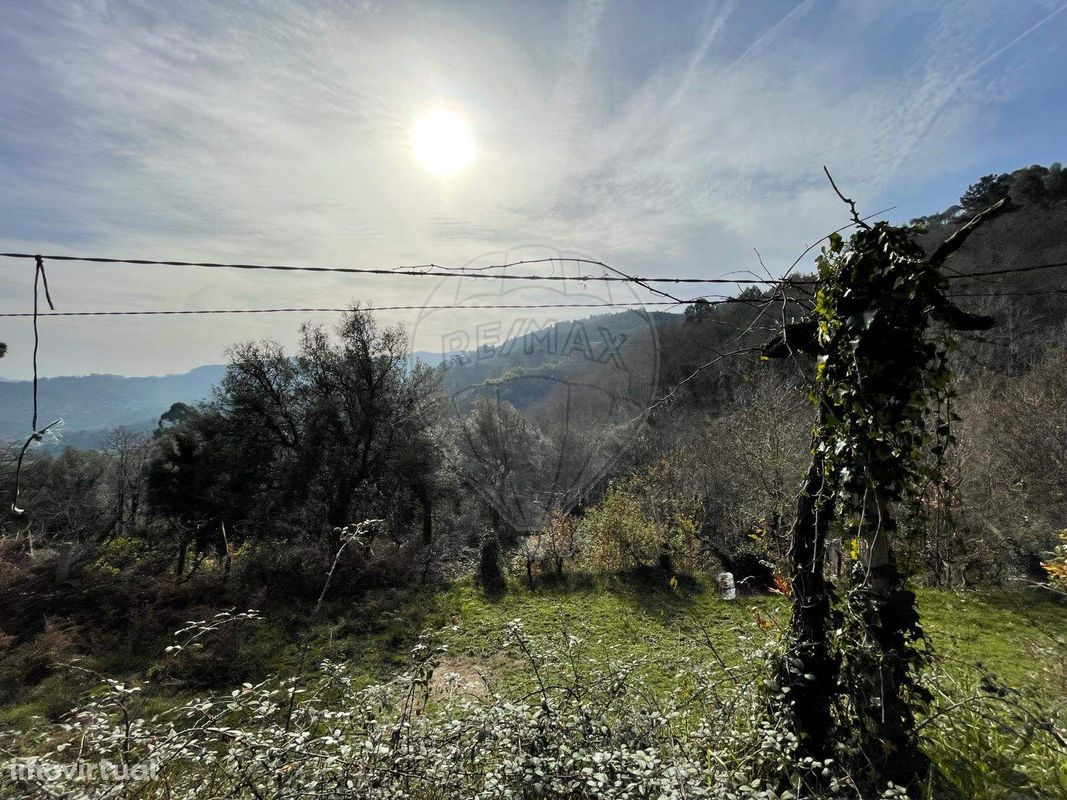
[429,655,490,700]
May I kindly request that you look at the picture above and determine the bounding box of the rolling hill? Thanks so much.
[0,365,226,445]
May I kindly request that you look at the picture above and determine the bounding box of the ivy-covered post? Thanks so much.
[776,400,839,763]
[764,201,1005,793]
[814,222,954,789]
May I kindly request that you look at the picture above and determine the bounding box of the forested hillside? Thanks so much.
[0,366,225,444]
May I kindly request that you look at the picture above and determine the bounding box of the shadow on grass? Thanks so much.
[484,567,710,621]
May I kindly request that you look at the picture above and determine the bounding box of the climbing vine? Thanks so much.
[812,223,956,790]
[813,225,955,515]
[767,207,1000,795]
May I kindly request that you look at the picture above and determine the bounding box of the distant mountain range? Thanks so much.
[0,365,227,446]
[0,313,679,449]
[438,310,677,413]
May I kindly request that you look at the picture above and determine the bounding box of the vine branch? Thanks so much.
[823,166,871,230]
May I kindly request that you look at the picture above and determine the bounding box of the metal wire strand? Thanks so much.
[10,256,60,517]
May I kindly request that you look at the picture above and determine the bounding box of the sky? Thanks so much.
[0,0,1065,379]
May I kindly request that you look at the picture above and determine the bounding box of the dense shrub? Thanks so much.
[581,475,699,576]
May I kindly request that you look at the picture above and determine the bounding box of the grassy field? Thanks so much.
[384,579,1067,797]
[2,571,1063,724]
[3,575,1063,722]
[420,580,1065,693]
[1,573,1064,798]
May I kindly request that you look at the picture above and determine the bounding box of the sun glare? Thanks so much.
[411,109,474,176]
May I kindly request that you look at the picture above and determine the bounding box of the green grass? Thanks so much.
[422,579,1066,798]
[286,576,1064,701]
[1,575,1063,798]
[428,577,778,692]
[916,588,1065,688]
[2,574,1062,724]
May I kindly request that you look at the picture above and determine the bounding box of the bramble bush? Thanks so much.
[0,617,856,800]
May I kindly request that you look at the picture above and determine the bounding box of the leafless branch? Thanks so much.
[823,166,870,230]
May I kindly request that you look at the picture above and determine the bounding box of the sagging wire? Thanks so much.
[9,256,63,517]
[0,251,815,286]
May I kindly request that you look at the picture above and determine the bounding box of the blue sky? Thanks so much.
[0,0,1065,378]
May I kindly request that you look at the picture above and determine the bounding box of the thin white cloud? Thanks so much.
[666,0,739,114]
[725,0,818,70]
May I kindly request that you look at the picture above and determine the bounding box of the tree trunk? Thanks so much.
[220,520,231,585]
[849,493,929,791]
[175,537,189,578]
[116,483,126,536]
[780,405,838,763]
[417,481,433,545]
[327,473,358,530]
[129,488,140,534]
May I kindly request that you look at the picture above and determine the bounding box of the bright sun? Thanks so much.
[411,109,474,176]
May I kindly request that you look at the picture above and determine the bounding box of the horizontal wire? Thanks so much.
[1,252,1062,287]
[0,290,823,318]
[0,252,1059,322]
[0,299,750,318]
[0,252,812,286]
[947,288,1067,298]
[944,260,1067,279]
[3,289,1062,318]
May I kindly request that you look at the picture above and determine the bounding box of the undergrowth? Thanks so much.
[0,574,1063,798]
